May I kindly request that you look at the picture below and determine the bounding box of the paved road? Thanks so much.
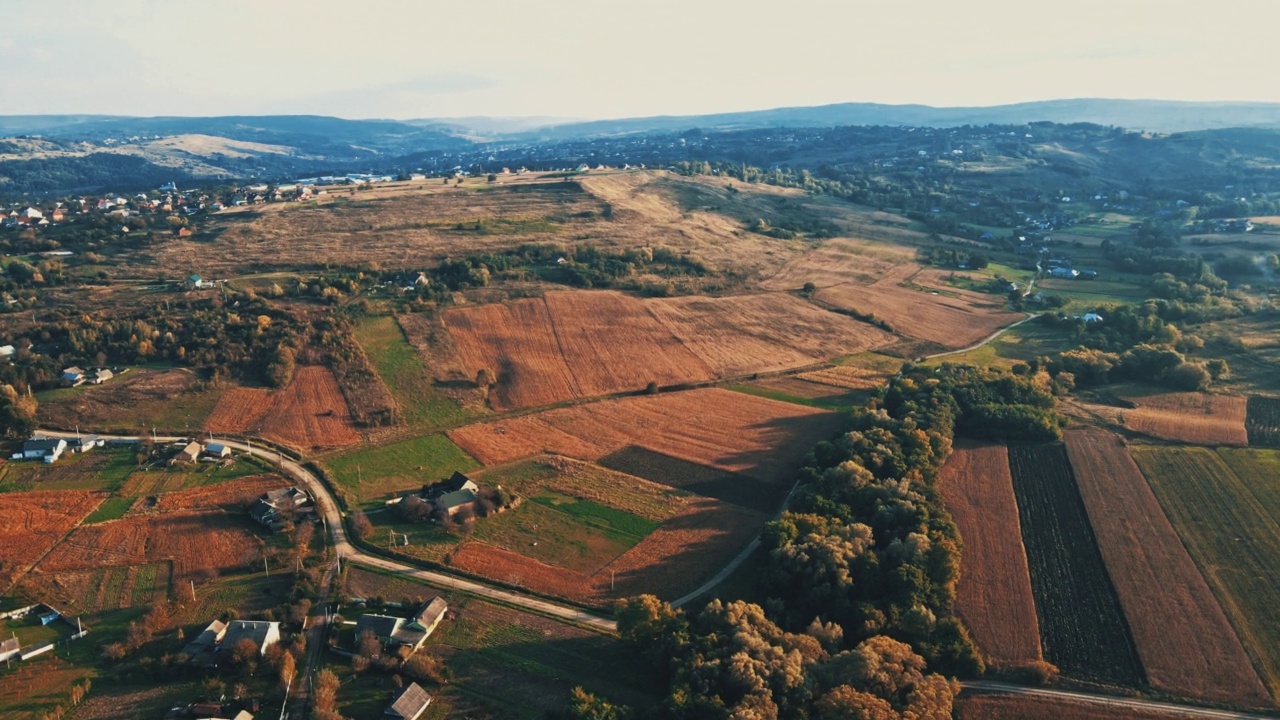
[962,681,1280,719]
[40,431,618,633]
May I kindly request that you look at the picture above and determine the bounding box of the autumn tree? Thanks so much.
[0,384,37,437]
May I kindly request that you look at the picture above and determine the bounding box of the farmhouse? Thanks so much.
[204,441,231,458]
[62,366,85,384]
[66,435,103,453]
[353,598,448,654]
[91,368,113,384]
[187,274,210,289]
[172,441,202,465]
[248,486,311,531]
[384,682,432,720]
[216,620,281,657]
[182,619,228,657]
[20,437,66,463]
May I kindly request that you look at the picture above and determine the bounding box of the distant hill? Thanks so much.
[517,99,1280,138]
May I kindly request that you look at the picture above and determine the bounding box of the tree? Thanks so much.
[568,687,629,720]
[350,509,374,541]
[229,637,260,671]
[278,651,296,695]
[0,384,37,437]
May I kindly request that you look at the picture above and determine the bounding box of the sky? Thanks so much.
[2,0,1277,120]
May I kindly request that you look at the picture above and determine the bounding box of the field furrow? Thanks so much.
[1007,444,1143,685]
[937,442,1041,666]
[1066,430,1269,706]
[1135,445,1280,700]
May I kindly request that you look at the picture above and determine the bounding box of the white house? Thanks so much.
[22,438,67,463]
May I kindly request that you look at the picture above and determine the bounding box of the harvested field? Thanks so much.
[445,290,714,411]
[1135,446,1280,699]
[1065,429,1269,706]
[761,237,916,291]
[36,368,222,432]
[646,293,894,377]
[144,474,290,514]
[448,388,838,488]
[815,263,1022,351]
[1008,444,1144,686]
[476,457,690,522]
[0,491,104,592]
[1246,395,1280,447]
[798,363,895,391]
[63,684,192,720]
[937,443,1041,666]
[956,694,1196,720]
[204,366,359,450]
[1117,391,1248,446]
[34,512,267,583]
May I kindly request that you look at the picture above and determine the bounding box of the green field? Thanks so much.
[354,315,470,429]
[370,491,659,574]
[474,458,686,522]
[922,320,1073,369]
[325,434,480,504]
[0,449,135,492]
[1134,445,1280,698]
[83,496,135,523]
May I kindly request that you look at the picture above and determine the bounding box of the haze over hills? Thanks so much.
[3,98,1280,194]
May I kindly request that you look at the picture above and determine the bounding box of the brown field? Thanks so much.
[750,376,850,400]
[798,363,895,391]
[144,474,290,514]
[448,497,764,605]
[204,366,360,450]
[34,512,267,584]
[445,291,715,411]
[761,237,917,291]
[448,387,839,482]
[956,694,1197,719]
[0,491,104,592]
[815,264,1022,351]
[937,443,1042,666]
[1119,391,1248,446]
[1065,428,1270,706]
[646,293,894,376]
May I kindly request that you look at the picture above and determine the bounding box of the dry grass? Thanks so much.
[448,387,840,482]
[646,293,894,376]
[204,366,360,450]
[798,363,894,391]
[444,291,715,411]
[937,442,1042,666]
[37,368,220,432]
[1121,391,1248,446]
[1065,428,1270,706]
[761,237,917,290]
[0,491,104,592]
[815,264,1022,351]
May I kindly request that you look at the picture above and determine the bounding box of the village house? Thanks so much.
[384,682,432,720]
[19,437,67,463]
[172,441,202,465]
[66,435,103,453]
[248,486,311,531]
[216,620,281,658]
[62,366,85,384]
[353,598,448,654]
[182,619,228,657]
[204,441,231,459]
[91,368,113,384]
[187,274,210,289]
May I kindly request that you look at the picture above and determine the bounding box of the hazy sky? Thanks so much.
[2,0,1276,120]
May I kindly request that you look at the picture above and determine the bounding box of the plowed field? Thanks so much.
[205,366,359,450]
[444,291,715,411]
[1065,429,1269,706]
[956,694,1191,720]
[0,490,104,592]
[447,388,839,483]
[1008,444,1144,686]
[1119,392,1248,446]
[937,443,1041,666]
[646,293,894,376]
[815,264,1021,351]
[35,512,266,583]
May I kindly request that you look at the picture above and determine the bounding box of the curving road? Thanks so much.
[39,430,618,633]
[38,430,1277,718]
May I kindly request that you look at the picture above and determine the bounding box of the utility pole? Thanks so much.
[264,556,269,577]
[190,580,197,601]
